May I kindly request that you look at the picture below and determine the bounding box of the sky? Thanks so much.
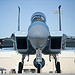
[0,0,75,38]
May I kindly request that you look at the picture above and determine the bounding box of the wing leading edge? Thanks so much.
[0,38,13,49]
[62,36,75,49]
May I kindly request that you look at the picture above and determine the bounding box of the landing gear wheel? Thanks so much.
[18,62,23,73]
[37,64,40,73]
[56,62,61,73]
[34,58,45,73]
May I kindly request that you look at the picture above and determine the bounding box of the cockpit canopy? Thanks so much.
[31,12,46,23]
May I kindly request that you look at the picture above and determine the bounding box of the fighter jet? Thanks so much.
[0,5,75,73]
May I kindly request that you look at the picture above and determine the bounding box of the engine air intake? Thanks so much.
[51,37,61,49]
[16,37,27,49]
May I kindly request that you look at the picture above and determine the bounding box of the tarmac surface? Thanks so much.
[0,73,75,75]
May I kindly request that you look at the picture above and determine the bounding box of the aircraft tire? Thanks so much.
[56,62,61,73]
[18,62,23,73]
[37,64,40,73]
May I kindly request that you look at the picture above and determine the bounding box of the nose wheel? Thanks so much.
[37,64,41,73]
[34,58,45,73]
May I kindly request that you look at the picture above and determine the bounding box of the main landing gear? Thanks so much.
[18,48,45,73]
[18,53,61,73]
[18,62,23,73]
[18,55,26,73]
[54,55,61,73]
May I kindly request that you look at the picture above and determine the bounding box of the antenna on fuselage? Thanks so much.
[18,6,20,31]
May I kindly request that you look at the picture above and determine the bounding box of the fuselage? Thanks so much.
[28,12,49,49]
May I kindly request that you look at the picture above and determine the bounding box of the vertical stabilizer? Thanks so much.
[58,5,61,31]
[18,6,20,31]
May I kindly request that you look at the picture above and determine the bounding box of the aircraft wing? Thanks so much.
[0,38,13,49]
[62,36,75,49]
[65,37,75,47]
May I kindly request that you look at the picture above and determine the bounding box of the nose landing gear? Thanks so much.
[33,58,45,73]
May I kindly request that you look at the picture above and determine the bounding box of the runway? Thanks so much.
[0,73,75,75]
[0,51,75,74]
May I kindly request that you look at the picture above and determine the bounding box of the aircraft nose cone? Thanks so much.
[28,21,49,49]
